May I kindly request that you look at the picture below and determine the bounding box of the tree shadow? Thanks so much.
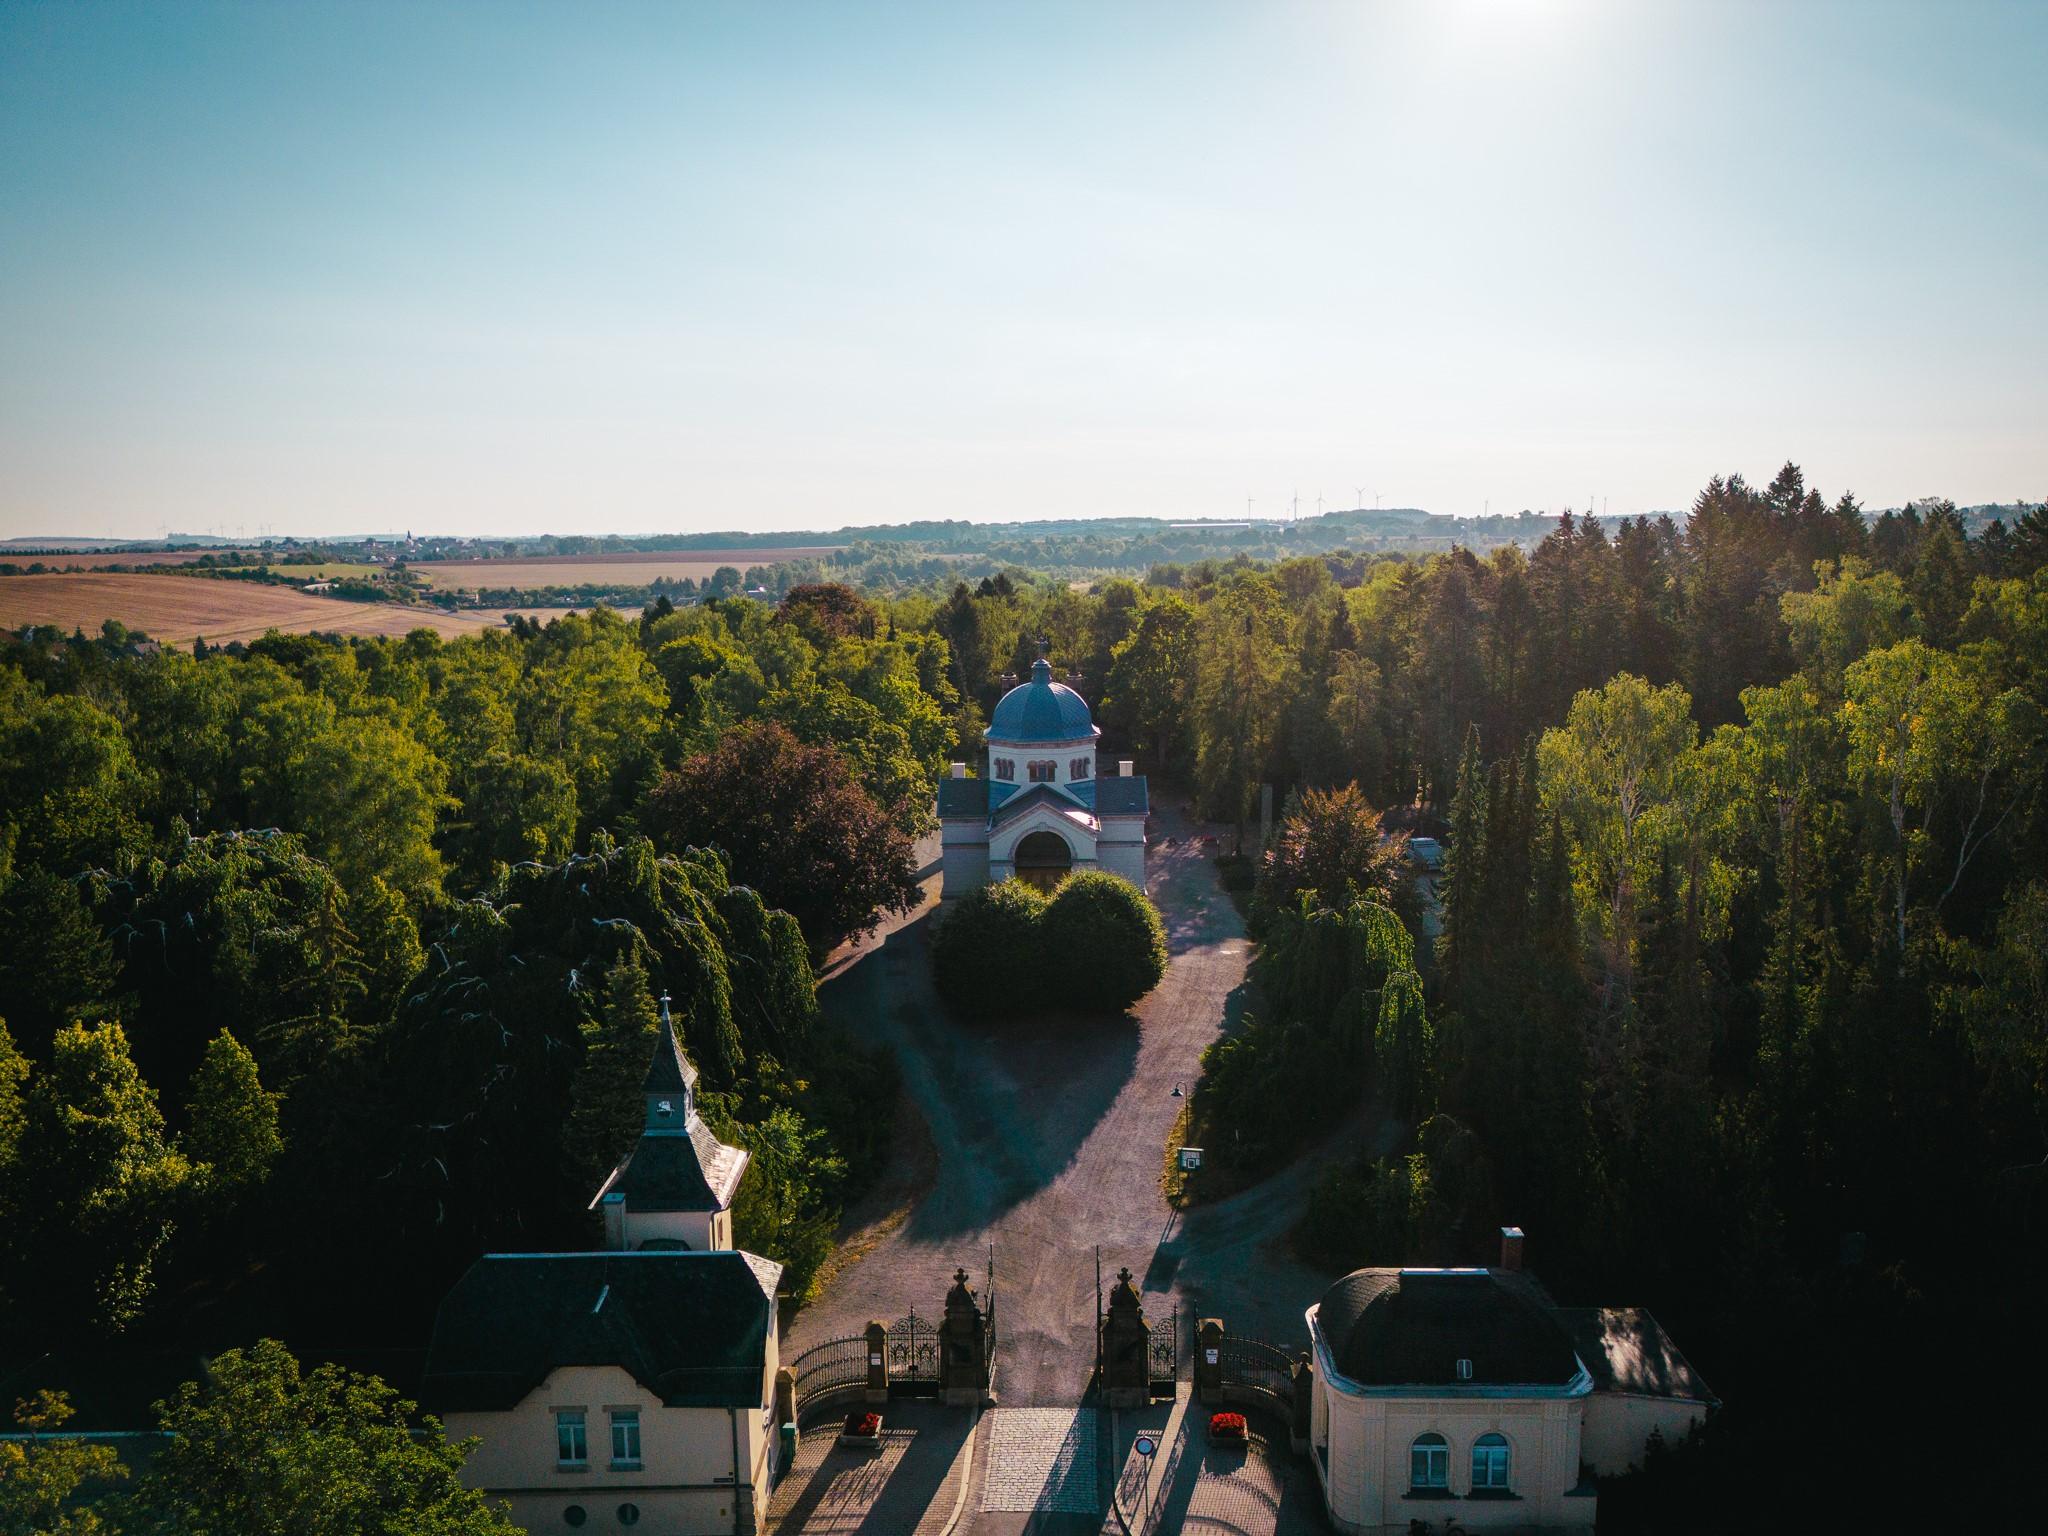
[769,1407,969,1535]
[901,1002,1141,1242]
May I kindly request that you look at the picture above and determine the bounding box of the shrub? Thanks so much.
[1040,871,1168,1014]
[930,880,1047,1019]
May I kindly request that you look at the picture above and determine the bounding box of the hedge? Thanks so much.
[931,871,1166,1019]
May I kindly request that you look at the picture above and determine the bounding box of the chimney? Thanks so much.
[950,762,966,779]
[1499,1225,1525,1272]
[1119,759,1134,777]
[1066,670,1085,695]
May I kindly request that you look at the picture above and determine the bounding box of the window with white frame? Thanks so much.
[556,1409,588,1467]
[1409,1432,1449,1490]
[1472,1433,1511,1490]
[609,1408,641,1467]
[1028,760,1056,782]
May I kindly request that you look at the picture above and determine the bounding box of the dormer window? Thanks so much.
[656,1099,674,1119]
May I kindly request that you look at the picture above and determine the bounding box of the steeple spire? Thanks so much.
[643,993,698,1130]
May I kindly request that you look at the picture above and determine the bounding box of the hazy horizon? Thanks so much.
[4,0,2045,541]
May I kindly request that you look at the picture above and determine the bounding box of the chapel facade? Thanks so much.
[936,650,1149,897]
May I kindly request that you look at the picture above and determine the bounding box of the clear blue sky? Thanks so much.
[2,0,2043,540]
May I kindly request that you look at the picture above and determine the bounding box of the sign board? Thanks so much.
[1134,1434,1158,1458]
[1205,1347,1219,1366]
[870,1353,883,1365]
[1179,1147,1204,1171]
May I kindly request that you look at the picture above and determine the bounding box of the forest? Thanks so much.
[1,467,2044,1526]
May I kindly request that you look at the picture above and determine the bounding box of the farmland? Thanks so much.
[0,572,527,645]
[407,546,840,588]
[0,546,265,569]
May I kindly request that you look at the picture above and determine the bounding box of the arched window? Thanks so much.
[993,757,1015,781]
[1472,1433,1511,1490]
[1410,1432,1449,1490]
[1028,760,1056,782]
[1070,757,1090,779]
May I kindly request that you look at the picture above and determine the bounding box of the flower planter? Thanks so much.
[1208,1411,1248,1446]
[837,1410,884,1449]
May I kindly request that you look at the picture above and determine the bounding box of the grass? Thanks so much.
[215,562,386,580]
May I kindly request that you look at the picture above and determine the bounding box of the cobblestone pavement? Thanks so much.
[977,1407,1099,1513]
[1138,1411,1332,1536]
[766,1401,974,1536]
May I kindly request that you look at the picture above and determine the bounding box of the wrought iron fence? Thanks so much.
[789,1334,868,1416]
[1148,1305,1179,1386]
[1216,1334,1296,1405]
[886,1310,940,1382]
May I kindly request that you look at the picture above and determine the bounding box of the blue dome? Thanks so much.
[987,658,1099,744]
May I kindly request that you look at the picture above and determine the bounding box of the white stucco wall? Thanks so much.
[986,737,1095,789]
[446,1357,777,1536]
[1311,1378,1595,1535]
[1579,1392,1707,1475]
[620,1208,721,1251]
[939,829,989,899]
[1096,823,1146,886]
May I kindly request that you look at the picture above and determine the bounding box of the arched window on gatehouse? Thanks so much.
[1409,1432,1449,1491]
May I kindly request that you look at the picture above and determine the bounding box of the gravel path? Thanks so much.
[792,801,1343,1409]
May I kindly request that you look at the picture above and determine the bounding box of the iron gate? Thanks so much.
[886,1309,940,1383]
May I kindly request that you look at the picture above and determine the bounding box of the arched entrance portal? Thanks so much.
[1013,830,1073,893]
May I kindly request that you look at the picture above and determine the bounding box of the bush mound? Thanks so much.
[930,879,1048,1019]
[1039,871,1169,1013]
[932,872,1166,1019]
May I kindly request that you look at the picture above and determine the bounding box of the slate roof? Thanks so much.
[1316,1268,1583,1389]
[1558,1307,1717,1404]
[987,658,1100,744]
[643,1000,699,1094]
[421,1250,780,1412]
[937,777,990,819]
[592,1121,748,1215]
[989,782,1099,832]
[1094,775,1149,817]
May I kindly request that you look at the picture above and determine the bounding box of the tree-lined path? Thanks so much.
[789,798,1336,1412]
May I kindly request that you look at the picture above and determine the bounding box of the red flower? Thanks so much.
[1209,1412,1247,1440]
[844,1411,882,1437]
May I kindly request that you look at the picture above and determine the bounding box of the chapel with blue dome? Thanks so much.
[936,647,1150,897]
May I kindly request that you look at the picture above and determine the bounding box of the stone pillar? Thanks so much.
[864,1321,889,1404]
[939,1269,991,1406]
[775,1366,797,1426]
[1195,1318,1225,1400]
[1289,1352,1314,1455]
[1100,1267,1151,1409]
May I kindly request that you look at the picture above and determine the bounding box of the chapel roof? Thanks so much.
[421,1250,779,1412]
[1315,1267,1582,1389]
[987,657,1099,745]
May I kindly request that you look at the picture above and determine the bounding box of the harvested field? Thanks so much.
[410,547,840,589]
[0,572,526,646]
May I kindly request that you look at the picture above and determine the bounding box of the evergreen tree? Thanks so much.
[564,949,661,1187]
[184,1030,284,1196]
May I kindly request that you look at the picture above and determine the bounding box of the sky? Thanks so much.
[2,0,2044,541]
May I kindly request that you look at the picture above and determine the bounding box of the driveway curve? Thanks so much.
[792,800,1339,1410]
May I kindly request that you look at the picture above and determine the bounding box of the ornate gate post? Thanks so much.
[939,1269,991,1406]
[1101,1267,1152,1409]
[864,1320,889,1404]
[1195,1318,1225,1401]
[1289,1351,1314,1454]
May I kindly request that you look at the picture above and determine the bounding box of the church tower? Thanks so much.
[590,995,749,1252]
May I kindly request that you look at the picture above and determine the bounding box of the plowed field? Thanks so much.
[0,573,525,645]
